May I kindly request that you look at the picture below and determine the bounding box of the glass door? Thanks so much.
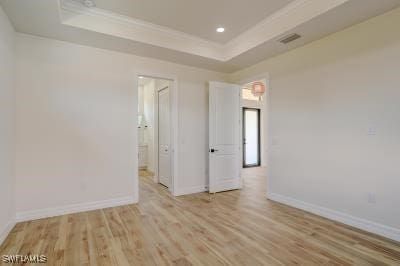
[243,108,260,168]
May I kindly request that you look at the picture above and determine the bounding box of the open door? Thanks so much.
[158,86,171,187]
[209,81,241,193]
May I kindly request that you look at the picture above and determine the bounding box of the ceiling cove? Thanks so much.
[59,0,350,62]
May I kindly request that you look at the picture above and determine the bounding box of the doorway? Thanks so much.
[208,79,268,194]
[239,78,268,198]
[137,75,175,197]
[243,108,261,168]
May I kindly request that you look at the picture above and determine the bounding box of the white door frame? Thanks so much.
[133,71,179,201]
[237,72,271,198]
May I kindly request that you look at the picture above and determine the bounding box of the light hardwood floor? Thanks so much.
[1,168,400,265]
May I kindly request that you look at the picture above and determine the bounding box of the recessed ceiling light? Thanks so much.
[216,27,225,33]
[139,76,144,79]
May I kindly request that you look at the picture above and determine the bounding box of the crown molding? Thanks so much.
[59,0,350,62]
[59,0,225,60]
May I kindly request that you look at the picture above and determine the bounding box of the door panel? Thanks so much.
[216,88,236,144]
[158,87,170,187]
[209,82,241,193]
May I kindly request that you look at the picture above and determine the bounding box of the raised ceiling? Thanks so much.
[91,0,294,43]
[1,0,399,73]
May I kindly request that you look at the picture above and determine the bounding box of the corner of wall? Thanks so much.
[0,4,17,246]
[0,219,16,246]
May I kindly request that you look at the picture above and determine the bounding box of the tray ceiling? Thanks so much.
[1,0,399,72]
[90,0,294,44]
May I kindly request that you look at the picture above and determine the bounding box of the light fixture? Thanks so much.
[216,27,225,33]
[251,81,266,97]
[138,76,144,79]
[82,0,96,8]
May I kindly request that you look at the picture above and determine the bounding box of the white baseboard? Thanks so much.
[174,185,207,196]
[0,219,16,246]
[268,193,400,242]
[16,196,136,222]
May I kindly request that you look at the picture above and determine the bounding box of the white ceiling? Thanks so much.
[90,0,294,43]
[1,0,399,73]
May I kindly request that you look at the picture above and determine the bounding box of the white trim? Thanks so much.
[59,0,349,61]
[0,219,16,246]
[132,73,140,204]
[59,0,224,61]
[61,0,222,47]
[268,193,400,242]
[16,196,135,222]
[171,79,180,196]
[174,185,207,196]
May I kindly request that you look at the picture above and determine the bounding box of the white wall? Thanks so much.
[231,8,400,240]
[0,5,16,243]
[15,33,227,218]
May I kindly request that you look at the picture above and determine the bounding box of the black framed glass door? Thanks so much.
[243,108,261,168]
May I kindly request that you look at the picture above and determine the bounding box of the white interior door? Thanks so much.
[158,87,170,187]
[209,81,241,193]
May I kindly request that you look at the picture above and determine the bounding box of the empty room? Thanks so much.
[1,0,400,265]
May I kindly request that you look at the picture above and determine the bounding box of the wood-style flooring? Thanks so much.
[1,167,400,265]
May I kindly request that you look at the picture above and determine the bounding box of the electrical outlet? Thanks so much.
[367,126,377,136]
